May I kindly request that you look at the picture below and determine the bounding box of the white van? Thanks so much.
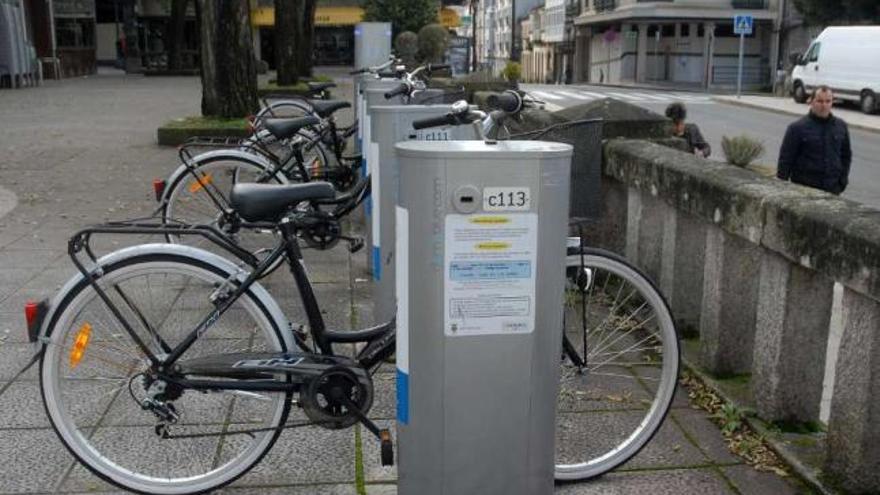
[791,26,880,114]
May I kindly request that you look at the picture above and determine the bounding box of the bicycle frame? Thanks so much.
[66,216,396,393]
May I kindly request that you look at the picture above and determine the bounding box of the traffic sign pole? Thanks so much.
[737,32,744,98]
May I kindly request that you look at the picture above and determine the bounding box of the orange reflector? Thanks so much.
[188,173,213,193]
[69,322,92,369]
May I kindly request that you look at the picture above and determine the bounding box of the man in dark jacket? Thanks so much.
[777,86,852,195]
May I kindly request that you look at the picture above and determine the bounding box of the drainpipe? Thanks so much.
[47,0,58,77]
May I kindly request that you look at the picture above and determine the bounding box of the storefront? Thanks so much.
[251,5,363,68]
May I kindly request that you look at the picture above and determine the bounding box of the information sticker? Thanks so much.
[412,128,451,141]
[444,213,538,336]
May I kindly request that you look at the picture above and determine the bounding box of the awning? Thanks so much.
[251,6,365,27]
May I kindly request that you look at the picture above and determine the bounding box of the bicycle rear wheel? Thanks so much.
[40,252,291,494]
[555,248,679,480]
[162,155,286,273]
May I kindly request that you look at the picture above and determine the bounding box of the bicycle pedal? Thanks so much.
[346,237,364,253]
[380,429,394,466]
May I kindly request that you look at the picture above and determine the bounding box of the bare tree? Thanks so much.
[275,0,317,85]
[197,0,257,117]
[166,0,189,71]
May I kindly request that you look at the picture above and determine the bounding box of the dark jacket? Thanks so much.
[679,124,711,157]
[777,112,852,194]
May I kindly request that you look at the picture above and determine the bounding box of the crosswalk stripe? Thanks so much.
[672,92,709,101]
[553,89,594,100]
[606,92,646,101]
[630,92,670,101]
[529,90,564,101]
[576,90,607,99]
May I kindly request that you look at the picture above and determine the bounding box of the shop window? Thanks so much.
[680,24,690,37]
[56,18,96,48]
[714,22,755,38]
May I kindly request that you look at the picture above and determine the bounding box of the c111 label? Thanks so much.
[482,187,531,211]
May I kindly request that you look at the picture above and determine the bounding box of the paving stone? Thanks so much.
[0,381,50,428]
[0,342,39,381]
[231,426,357,486]
[671,409,740,465]
[361,420,397,483]
[722,465,808,495]
[0,428,76,493]
[223,484,359,494]
[556,467,736,494]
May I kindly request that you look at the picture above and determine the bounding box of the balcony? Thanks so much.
[731,0,767,8]
[593,0,616,12]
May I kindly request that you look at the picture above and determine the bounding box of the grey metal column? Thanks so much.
[353,21,392,136]
[368,105,473,324]
[359,85,403,278]
[395,140,572,495]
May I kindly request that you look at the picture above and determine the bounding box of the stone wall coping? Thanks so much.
[603,139,880,300]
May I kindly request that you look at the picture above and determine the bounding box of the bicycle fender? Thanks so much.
[35,243,294,354]
[162,149,284,203]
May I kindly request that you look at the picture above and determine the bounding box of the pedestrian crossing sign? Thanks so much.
[734,15,753,35]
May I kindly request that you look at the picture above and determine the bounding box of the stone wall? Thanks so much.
[595,138,880,493]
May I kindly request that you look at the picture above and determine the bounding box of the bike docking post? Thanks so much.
[395,140,572,494]
[353,21,391,154]
[355,77,399,157]
[360,85,403,276]
[367,105,473,325]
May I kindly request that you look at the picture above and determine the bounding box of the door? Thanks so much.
[801,41,821,89]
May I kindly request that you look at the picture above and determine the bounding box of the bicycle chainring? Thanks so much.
[302,218,341,250]
[301,367,373,430]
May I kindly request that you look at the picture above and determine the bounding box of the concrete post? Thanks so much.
[825,289,880,493]
[664,211,707,336]
[635,191,665,285]
[636,23,647,83]
[752,252,833,423]
[699,226,761,376]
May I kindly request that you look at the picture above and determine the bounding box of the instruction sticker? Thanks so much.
[411,128,451,141]
[444,213,538,336]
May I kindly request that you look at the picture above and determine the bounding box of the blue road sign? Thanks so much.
[734,15,754,36]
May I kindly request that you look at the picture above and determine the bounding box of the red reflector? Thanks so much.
[153,179,166,202]
[25,301,39,330]
[246,114,256,123]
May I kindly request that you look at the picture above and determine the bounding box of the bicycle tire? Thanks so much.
[40,250,292,494]
[555,247,679,480]
[162,154,288,275]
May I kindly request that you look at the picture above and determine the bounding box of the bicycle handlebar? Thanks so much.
[426,63,450,73]
[384,83,409,99]
[486,91,523,114]
[411,113,460,130]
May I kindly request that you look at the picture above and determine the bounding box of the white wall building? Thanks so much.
[572,0,784,89]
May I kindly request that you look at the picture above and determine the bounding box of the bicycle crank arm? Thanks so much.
[331,388,394,466]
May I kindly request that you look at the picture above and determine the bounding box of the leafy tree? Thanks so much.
[197,0,257,117]
[276,0,318,85]
[394,31,419,69]
[792,0,880,26]
[417,23,448,63]
[362,0,440,37]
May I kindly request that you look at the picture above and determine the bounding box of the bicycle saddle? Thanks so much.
[263,116,320,140]
[309,99,351,118]
[307,81,336,92]
[230,182,336,222]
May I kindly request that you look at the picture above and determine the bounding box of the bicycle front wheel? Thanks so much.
[40,252,291,494]
[555,248,680,480]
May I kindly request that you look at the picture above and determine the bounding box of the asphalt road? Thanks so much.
[522,83,880,209]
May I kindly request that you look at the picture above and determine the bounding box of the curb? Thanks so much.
[712,97,880,135]
[682,358,839,495]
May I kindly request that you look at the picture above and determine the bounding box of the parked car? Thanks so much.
[791,26,880,114]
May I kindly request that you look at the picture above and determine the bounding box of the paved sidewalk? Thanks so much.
[0,73,808,494]
[713,94,880,134]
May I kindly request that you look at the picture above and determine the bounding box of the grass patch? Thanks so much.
[157,116,250,146]
[771,419,825,435]
[162,116,249,130]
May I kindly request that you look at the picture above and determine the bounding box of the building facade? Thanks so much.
[475,0,543,72]
[571,0,784,89]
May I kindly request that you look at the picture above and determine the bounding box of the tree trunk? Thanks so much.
[166,0,189,71]
[276,0,317,85]
[198,0,257,118]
